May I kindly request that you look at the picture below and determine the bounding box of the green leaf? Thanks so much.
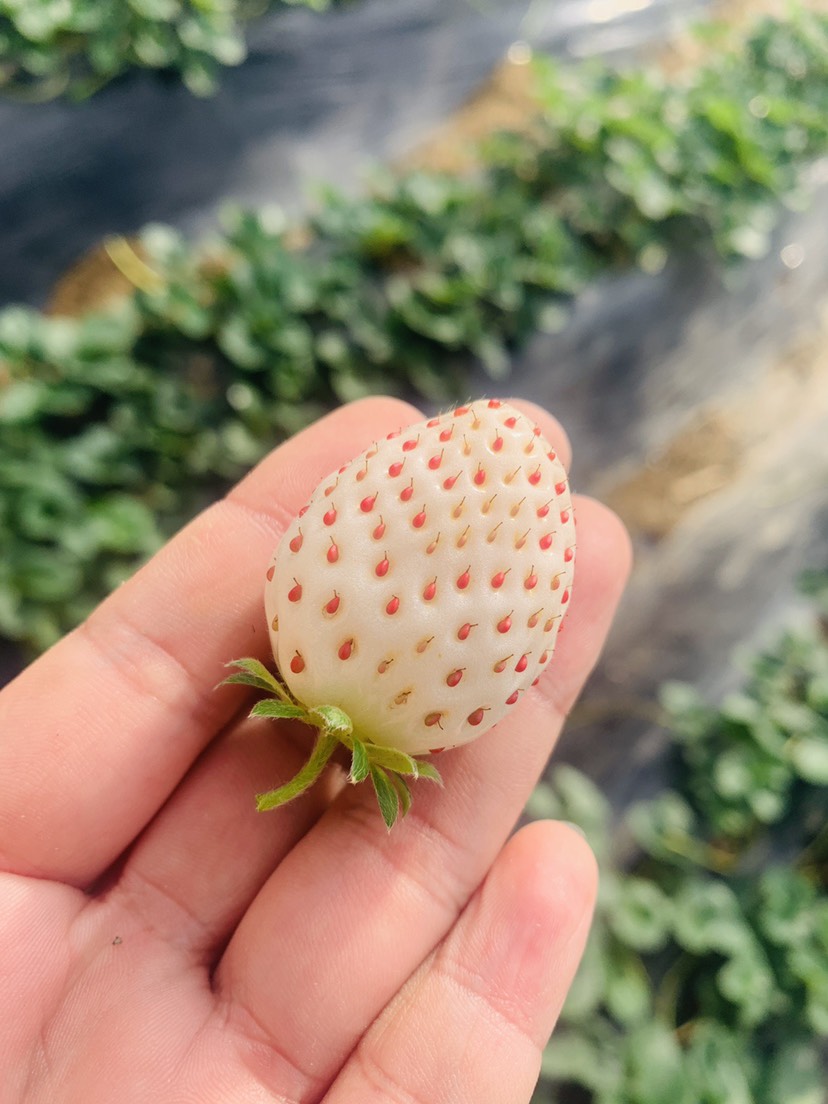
[787,734,828,783]
[524,780,562,820]
[604,947,652,1026]
[560,927,607,1023]
[607,877,673,953]
[716,946,776,1025]
[548,764,612,841]
[623,1022,687,1104]
[672,880,748,955]
[758,867,817,945]
[684,1021,754,1104]
[627,791,698,862]
[765,1040,825,1104]
[539,1031,623,1095]
[370,766,400,830]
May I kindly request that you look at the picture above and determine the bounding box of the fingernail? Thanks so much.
[560,820,587,839]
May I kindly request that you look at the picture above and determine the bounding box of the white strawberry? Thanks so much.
[224,399,575,826]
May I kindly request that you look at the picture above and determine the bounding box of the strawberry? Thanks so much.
[224,399,575,826]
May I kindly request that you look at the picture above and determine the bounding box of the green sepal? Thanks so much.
[414,759,444,785]
[370,766,400,830]
[256,731,339,812]
[219,657,291,700]
[367,744,420,777]
[249,699,307,721]
[216,658,445,823]
[309,704,354,738]
[350,737,370,784]
[390,773,413,817]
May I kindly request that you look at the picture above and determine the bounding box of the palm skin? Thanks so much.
[0,397,630,1104]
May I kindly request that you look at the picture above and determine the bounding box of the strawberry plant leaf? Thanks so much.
[607,876,672,953]
[673,880,748,955]
[370,766,400,830]
[786,735,828,784]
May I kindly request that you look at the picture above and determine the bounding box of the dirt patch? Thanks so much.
[398,55,538,176]
[603,294,828,540]
[46,238,147,317]
[604,414,742,539]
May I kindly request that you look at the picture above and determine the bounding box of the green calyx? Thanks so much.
[219,657,442,828]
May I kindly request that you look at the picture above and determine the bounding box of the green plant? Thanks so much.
[1,10,827,654]
[0,0,333,99]
[527,573,828,1103]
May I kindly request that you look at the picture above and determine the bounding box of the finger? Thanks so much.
[99,400,571,952]
[215,495,630,1097]
[0,397,422,886]
[109,715,344,959]
[324,821,597,1104]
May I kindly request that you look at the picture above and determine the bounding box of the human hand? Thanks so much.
[0,397,630,1103]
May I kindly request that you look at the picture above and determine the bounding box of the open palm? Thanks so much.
[0,397,629,1103]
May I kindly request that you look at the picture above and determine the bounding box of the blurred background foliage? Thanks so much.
[0,0,333,99]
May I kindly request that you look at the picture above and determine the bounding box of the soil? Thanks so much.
[603,303,828,539]
[46,239,143,316]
